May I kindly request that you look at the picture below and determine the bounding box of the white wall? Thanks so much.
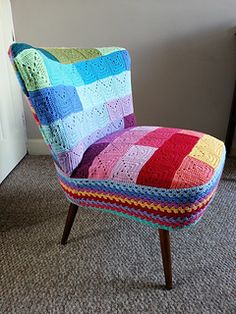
[10,0,236,147]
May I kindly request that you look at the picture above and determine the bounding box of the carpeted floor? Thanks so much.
[0,156,235,314]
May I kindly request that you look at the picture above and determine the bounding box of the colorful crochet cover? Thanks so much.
[9,43,226,230]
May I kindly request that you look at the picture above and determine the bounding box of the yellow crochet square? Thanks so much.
[189,135,224,169]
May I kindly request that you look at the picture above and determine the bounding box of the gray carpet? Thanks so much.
[0,156,235,314]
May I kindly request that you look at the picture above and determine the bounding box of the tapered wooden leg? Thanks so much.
[61,203,78,245]
[159,229,173,290]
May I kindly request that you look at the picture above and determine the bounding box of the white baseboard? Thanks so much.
[27,139,50,155]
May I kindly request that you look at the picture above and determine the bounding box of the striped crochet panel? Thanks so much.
[57,125,225,230]
[71,126,225,188]
[9,43,135,175]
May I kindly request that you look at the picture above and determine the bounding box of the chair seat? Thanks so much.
[71,126,224,188]
[57,126,225,230]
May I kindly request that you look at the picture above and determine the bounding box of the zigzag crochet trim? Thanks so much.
[56,153,224,230]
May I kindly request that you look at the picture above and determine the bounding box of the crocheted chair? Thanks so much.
[9,43,226,289]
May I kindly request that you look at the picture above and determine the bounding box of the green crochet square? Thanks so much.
[14,48,51,91]
[44,48,102,64]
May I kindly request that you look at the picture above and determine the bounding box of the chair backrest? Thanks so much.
[9,43,135,175]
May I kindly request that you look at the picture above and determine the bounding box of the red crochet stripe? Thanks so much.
[137,133,200,188]
[62,184,211,218]
[75,200,204,228]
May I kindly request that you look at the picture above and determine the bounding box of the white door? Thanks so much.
[0,0,27,183]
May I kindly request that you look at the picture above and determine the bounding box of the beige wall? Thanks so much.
[11,0,236,141]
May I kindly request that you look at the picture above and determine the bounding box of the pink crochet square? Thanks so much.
[111,145,157,183]
[122,95,133,116]
[88,142,132,179]
[137,127,180,148]
[106,100,124,121]
[106,95,134,121]
[87,127,152,179]
[114,127,151,145]
[170,156,214,188]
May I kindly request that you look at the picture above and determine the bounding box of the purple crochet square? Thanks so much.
[71,142,109,178]
[124,113,136,128]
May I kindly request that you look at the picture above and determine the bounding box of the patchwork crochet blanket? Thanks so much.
[9,43,135,175]
[9,43,226,230]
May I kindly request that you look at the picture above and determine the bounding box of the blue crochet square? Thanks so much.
[29,85,83,125]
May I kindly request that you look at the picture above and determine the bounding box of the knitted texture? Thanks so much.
[9,43,134,175]
[9,42,226,230]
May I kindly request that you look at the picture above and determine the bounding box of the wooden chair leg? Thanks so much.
[61,203,78,245]
[158,229,173,290]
